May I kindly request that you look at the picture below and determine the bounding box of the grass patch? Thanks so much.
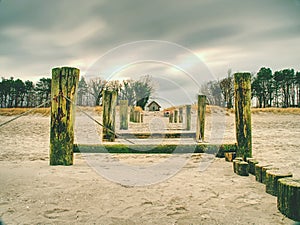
[0,107,50,116]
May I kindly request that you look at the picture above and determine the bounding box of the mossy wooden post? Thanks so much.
[119,100,128,130]
[266,170,292,196]
[174,110,178,123]
[179,107,183,123]
[102,90,117,142]
[196,95,206,142]
[186,105,191,130]
[234,73,252,160]
[277,178,300,221]
[50,67,79,166]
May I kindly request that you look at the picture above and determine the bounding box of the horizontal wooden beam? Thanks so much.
[73,143,237,157]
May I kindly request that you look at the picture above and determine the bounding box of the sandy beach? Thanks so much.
[0,109,300,224]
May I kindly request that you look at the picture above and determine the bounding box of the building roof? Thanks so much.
[147,101,161,108]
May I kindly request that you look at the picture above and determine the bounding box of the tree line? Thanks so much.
[201,67,300,108]
[1,67,299,109]
[0,75,155,109]
[0,77,51,108]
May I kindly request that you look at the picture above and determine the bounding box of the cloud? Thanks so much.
[0,0,299,90]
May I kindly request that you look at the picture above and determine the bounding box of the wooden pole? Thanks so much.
[102,90,117,142]
[174,110,178,123]
[169,112,173,123]
[196,95,206,142]
[119,100,128,130]
[129,106,134,122]
[50,67,79,166]
[179,107,183,123]
[186,105,191,130]
[234,73,252,160]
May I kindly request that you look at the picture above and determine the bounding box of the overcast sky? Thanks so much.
[1,0,300,106]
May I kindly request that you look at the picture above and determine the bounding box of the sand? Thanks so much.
[0,109,300,224]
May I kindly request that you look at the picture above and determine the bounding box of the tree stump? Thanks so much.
[262,166,278,184]
[234,73,252,160]
[233,157,243,173]
[266,170,293,196]
[277,177,300,221]
[237,161,249,176]
[196,95,206,142]
[255,163,272,183]
[225,152,236,162]
[186,105,191,130]
[119,100,128,130]
[50,67,79,166]
[247,158,259,175]
[102,90,117,142]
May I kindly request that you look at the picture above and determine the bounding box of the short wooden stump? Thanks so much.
[247,158,259,175]
[277,178,300,221]
[233,158,243,173]
[225,152,236,162]
[262,166,279,184]
[265,170,293,196]
[255,163,272,183]
[236,161,249,176]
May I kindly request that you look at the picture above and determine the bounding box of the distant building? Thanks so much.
[147,101,161,111]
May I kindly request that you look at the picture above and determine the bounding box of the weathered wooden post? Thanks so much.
[169,111,174,123]
[50,67,79,166]
[277,177,300,221]
[129,106,134,122]
[196,95,206,142]
[174,110,178,123]
[119,100,128,130]
[102,90,117,141]
[179,107,183,123]
[186,105,191,130]
[234,73,252,160]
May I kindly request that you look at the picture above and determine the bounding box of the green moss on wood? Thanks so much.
[277,178,300,221]
[234,73,252,160]
[50,67,79,166]
[73,143,236,155]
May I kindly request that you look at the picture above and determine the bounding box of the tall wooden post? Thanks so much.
[50,67,79,166]
[186,105,191,130]
[196,95,206,142]
[119,100,128,130]
[129,106,134,122]
[234,72,252,160]
[169,111,173,123]
[102,90,117,142]
[174,110,178,123]
[179,107,183,123]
